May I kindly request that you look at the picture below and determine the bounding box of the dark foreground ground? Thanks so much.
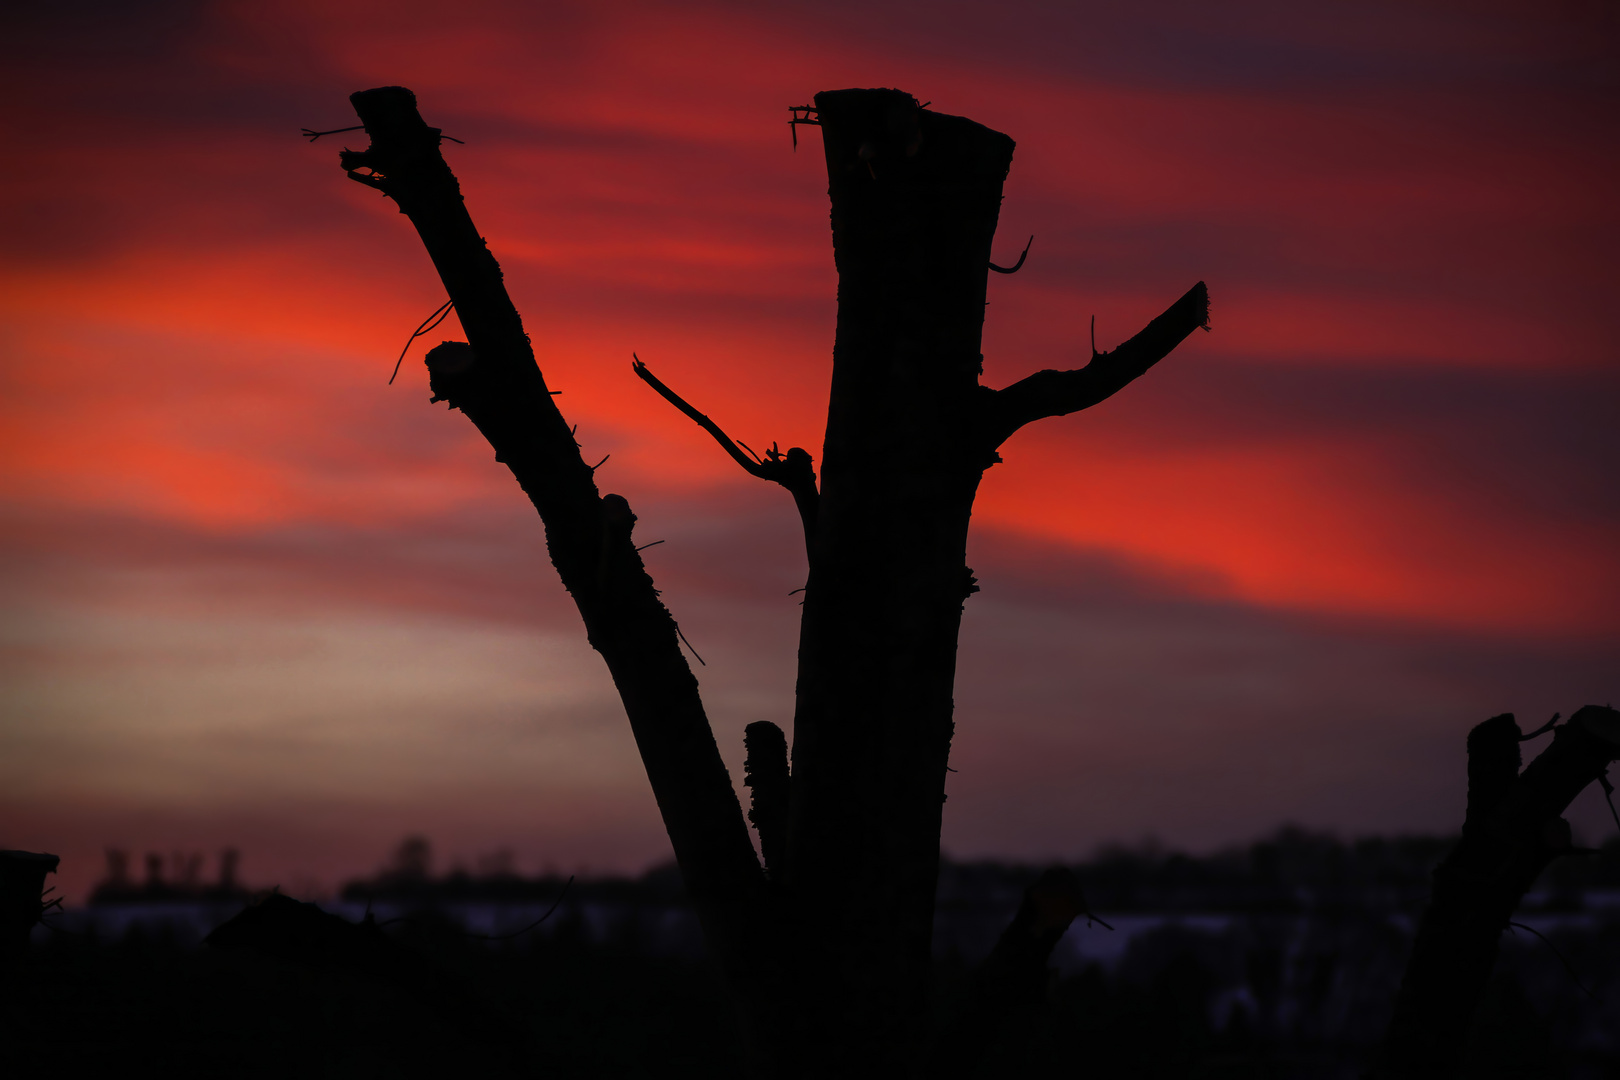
[5,832,1617,1078]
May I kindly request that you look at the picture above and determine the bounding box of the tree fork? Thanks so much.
[336,88,770,998]
[332,84,1208,1078]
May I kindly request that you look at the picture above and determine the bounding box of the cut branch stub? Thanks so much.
[1465,712,1521,827]
[743,721,791,878]
[988,279,1209,446]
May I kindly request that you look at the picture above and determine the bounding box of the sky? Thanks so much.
[3,0,1617,902]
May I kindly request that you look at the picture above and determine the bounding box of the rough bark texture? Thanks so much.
[1376,705,1620,1078]
[335,85,1206,1078]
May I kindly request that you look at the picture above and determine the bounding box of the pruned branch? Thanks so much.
[1376,705,1620,1079]
[632,356,819,548]
[987,280,1208,445]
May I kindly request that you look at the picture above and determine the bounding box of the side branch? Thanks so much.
[987,280,1208,445]
[632,357,819,547]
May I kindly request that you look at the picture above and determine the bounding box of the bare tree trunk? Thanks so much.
[1376,705,1620,1078]
[778,89,1205,1076]
[780,89,1014,1075]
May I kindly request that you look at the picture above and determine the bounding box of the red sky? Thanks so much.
[3,0,1617,901]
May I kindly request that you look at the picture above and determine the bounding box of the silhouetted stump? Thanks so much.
[1377,705,1620,1078]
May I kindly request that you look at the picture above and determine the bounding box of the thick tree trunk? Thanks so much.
[782,89,1013,1075]
[1376,705,1620,1078]
[782,90,1205,1077]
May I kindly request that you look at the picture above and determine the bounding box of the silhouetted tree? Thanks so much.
[1376,706,1620,1079]
[326,85,1206,1077]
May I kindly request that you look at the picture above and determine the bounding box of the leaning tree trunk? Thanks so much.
[331,88,782,1065]
[328,85,1205,1078]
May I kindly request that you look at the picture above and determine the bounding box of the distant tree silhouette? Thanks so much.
[326,85,1206,1077]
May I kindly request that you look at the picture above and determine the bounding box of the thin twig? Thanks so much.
[390,299,456,384]
[1507,921,1599,1002]
[675,624,706,666]
[464,877,574,940]
[375,877,574,940]
[302,125,365,142]
[787,105,821,149]
[303,124,463,145]
[635,540,665,552]
[631,355,770,480]
[988,235,1034,274]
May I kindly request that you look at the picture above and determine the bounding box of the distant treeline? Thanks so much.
[302,827,1620,913]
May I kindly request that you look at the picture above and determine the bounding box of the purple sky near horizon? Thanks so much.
[2,0,1617,902]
